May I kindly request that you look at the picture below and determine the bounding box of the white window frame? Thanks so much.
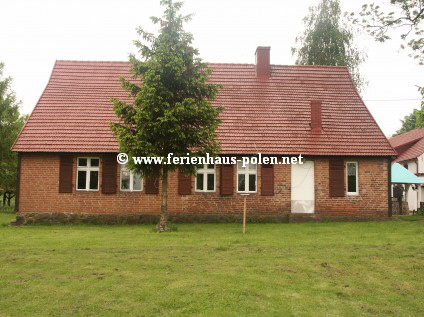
[195,164,216,192]
[120,165,143,192]
[346,161,359,195]
[76,157,100,191]
[237,162,257,193]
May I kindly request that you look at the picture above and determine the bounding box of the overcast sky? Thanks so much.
[1,0,422,137]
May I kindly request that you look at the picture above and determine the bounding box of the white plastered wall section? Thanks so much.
[405,160,420,211]
[291,161,315,213]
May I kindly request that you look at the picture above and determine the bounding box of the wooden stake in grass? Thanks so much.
[241,194,249,234]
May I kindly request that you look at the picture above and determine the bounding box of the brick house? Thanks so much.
[12,47,396,224]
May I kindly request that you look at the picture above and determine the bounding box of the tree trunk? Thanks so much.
[157,166,169,232]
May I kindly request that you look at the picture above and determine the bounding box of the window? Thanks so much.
[77,157,99,191]
[120,165,142,191]
[237,162,257,193]
[195,164,215,192]
[346,161,358,195]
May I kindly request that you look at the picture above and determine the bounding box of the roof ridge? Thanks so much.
[56,60,130,64]
[389,127,424,140]
[55,60,349,69]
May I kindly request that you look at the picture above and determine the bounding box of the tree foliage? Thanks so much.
[292,0,367,91]
[111,0,222,231]
[393,86,424,135]
[356,0,424,64]
[413,86,424,126]
[0,62,26,195]
[393,108,418,135]
[355,1,423,136]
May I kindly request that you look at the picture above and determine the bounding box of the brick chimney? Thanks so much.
[255,46,270,78]
[311,101,322,132]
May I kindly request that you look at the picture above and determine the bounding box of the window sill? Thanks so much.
[236,191,257,194]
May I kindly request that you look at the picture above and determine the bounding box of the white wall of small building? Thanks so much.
[406,184,419,211]
[402,159,423,211]
[418,154,424,173]
[405,160,418,173]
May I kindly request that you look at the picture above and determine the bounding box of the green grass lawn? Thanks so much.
[1,213,424,317]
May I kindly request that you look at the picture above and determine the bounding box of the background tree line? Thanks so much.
[0,62,27,206]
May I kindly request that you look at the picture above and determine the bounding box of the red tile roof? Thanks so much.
[389,128,424,162]
[389,128,424,148]
[13,60,396,156]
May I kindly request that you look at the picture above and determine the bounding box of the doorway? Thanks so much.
[291,161,315,213]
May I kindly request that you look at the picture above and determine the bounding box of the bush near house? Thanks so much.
[0,215,424,316]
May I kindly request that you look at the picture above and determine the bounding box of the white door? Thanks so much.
[291,161,315,213]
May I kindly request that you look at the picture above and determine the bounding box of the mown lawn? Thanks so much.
[0,212,424,317]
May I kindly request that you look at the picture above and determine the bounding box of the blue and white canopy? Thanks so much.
[391,163,424,184]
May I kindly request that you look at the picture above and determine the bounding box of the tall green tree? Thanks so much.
[111,0,222,232]
[0,62,26,203]
[292,0,366,91]
[393,87,424,136]
[393,108,418,135]
[356,0,423,64]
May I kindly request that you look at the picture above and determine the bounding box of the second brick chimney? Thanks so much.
[255,46,270,78]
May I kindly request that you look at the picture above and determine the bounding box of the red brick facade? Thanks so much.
[17,153,389,220]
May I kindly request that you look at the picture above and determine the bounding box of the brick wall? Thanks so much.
[18,153,389,219]
[314,157,389,219]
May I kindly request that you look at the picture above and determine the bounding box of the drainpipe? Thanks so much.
[388,157,392,217]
